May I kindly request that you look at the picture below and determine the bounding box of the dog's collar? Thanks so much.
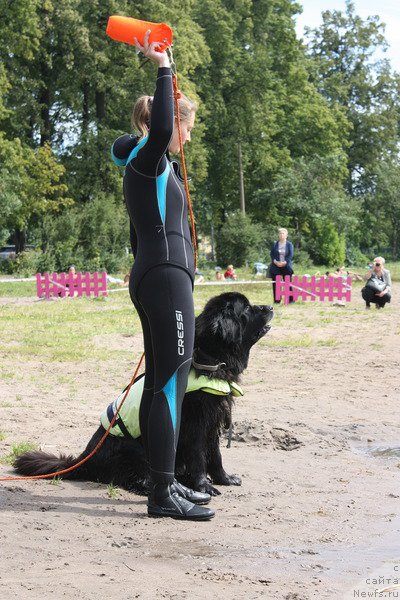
[192,348,226,372]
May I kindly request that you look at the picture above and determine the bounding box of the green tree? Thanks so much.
[304,0,400,195]
[253,155,359,250]
[0,171,21,247]
[35,193,129,272]
[215,212,265,267]
[0,137,72,252]
[0,0,41,141]
[192,0,350,242]
[307,220,346,266]
[3,0,392,269]
[366,161,400,258]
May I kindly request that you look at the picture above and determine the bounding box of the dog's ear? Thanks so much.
[213,304,242,344]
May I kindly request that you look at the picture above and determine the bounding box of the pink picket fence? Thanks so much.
[275,275,352,305]
[36,271,108,299]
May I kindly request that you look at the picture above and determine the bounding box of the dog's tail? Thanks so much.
[14,450,87,480]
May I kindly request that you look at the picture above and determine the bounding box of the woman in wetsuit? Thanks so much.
[111,31,214,520]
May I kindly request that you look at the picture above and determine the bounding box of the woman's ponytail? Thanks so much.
[131,95,153,138]
[131,93,197,138]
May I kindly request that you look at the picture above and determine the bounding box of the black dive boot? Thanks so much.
[170,479,211,505]
[148,483,215,520]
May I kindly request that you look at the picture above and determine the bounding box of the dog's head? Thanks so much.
[194,292,273,379]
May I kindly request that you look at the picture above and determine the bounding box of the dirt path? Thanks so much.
[1,286,399,600]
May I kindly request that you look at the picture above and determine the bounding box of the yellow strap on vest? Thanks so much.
[100,368,244,439]
[187,369,244,397]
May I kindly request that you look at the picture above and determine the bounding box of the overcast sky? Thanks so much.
[295,0,400,72]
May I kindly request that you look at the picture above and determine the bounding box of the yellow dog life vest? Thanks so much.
[100,368,244,440]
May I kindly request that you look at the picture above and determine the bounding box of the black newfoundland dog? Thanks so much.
[15,292,273,496]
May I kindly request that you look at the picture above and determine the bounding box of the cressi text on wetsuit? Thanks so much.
[111,66,195,486]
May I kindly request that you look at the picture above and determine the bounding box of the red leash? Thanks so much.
[172,72,197,270]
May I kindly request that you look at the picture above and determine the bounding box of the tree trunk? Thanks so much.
[210,223,215,261]
[392,221,398,259]
[82,81,90,139]
[294,217,300,248]
[95,90,105,123]
[238,143,246,214]
[27,116,36,145]
[14,228,26,254]
[95,90,106,190]
[39,86,51,146]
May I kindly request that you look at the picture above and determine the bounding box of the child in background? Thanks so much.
[224,265,237,280]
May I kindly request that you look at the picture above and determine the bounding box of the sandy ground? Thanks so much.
[1,286,400,600]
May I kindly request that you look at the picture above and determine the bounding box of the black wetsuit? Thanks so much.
[112,67,195,486]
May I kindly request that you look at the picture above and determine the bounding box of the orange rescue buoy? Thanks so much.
[106,16,173,51]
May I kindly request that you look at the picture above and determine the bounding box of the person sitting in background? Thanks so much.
[335,266,363,281]
[269,228,294,303]
[194,267,205,285]
[254,262,269,277]
[315,270,340,277]
[320,267,362,282]
[224,265,237,280]
[215,271,224,281]
[346,269,363,281]
[107,274,124,284]
[106,274,131,286]
[336,266,347,277]
[332,267,349,281]
[361,257,391,309]
[323,267,348,279]
[66,265,78,297]
[318,270,338,278]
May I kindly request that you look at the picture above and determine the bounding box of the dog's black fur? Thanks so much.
[15,292,273,496]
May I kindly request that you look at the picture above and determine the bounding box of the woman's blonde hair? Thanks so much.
[278,228,288,236]
[374,256,386,268]
[131,93,197,139]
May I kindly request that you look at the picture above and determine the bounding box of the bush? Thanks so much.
[345,245,369,267]
[294,249,312,268]
[215,212,265,267]
[308,221,345,266]
[30,193,130,273]
[0,250,43,277]
[0,258,15,275]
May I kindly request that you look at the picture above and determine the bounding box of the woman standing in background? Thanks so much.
[269,228,294,303]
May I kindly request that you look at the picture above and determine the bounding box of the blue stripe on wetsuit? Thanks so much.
[110,136,149,167]
[156,162,170,224]
[112,134,170,225]
[126,136,148,165]
[162,371,177,432]
[111,144,127,167]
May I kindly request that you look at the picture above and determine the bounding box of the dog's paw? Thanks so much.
[196,479,221,496]
[213,473,242,486]
[227,474,242,486]
[204,483,222,496]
